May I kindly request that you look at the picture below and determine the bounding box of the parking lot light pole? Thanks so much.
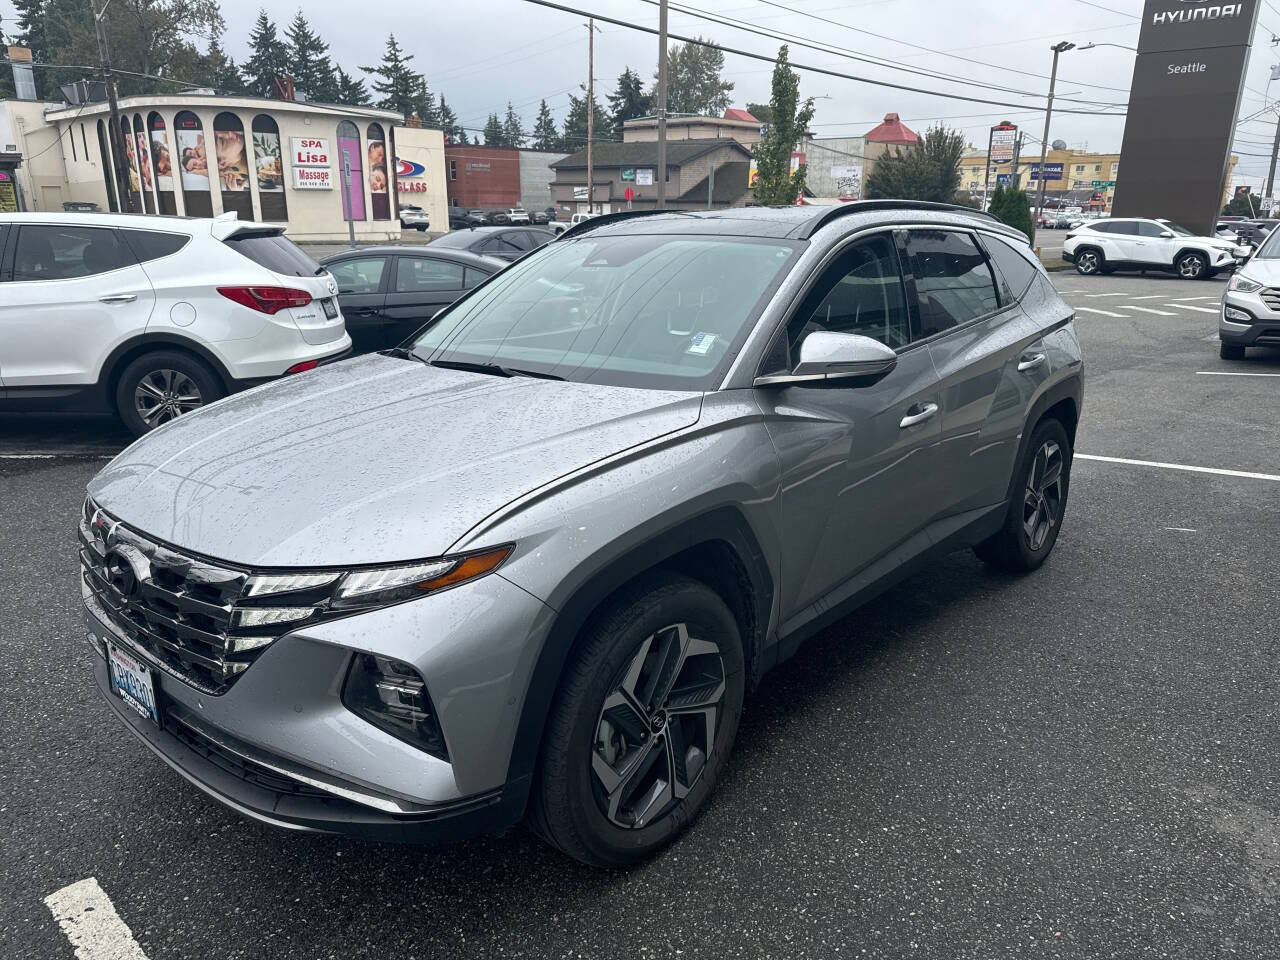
[1036,41,1075,220]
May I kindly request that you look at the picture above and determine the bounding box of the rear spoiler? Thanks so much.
[210,212,282,241]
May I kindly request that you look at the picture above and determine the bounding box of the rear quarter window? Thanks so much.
[121,229,190,264]
[982,233,1042,301]
[223,230,321,277]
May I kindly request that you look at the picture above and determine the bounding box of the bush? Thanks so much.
[988,184,1035,244]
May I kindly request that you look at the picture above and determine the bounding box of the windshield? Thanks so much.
[1157,220,1195,237]
[1254,226,1280,259]
[411,233,799,390]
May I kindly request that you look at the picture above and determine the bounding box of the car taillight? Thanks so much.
[218,285,313,315]
[285,359,318,374]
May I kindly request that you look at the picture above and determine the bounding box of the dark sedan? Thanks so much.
[428,225,557,262]
[448,207,487,229]
[321,247,503,354]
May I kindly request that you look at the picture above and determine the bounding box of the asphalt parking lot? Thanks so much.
[3,269,1279,959]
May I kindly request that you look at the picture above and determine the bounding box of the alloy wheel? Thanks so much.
[1178,255,1205,279]
[1077,251,1099,274]
[134,369,204,427]
[591,623,726,830]
[1022,439,1064,552]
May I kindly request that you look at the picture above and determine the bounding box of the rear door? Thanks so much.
[0,223,156,387]
[383,255,469,345]
[327,255,391,353]
[1135,220,1175,265]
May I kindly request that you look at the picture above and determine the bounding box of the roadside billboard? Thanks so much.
[1112,0,1260,235]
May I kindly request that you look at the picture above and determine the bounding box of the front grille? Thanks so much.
[80,501,263,694]
[1257,328,1280,346]
[1259,288,1280,312]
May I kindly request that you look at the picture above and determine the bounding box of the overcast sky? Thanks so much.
[7,0,1280,184]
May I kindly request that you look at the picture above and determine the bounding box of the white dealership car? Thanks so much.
[0,212,351,435]
[507,207,531,224]
[1063,216,1249,279]
[399,205,429,231]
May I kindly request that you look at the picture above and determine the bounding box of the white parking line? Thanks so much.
[1083,292,1128,298]
[1123,306,1177,315]
[45,878,149,960]
[1131,295,1169,300]
[1164,303,1219,313]
[1077,454,1280,483]
[1196,370,1280,378]
[1075,307,1128,317]
[1168,296,1219,302]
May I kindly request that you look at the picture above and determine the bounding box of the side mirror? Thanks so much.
[1160,230,1175,238]
[755,331,898,387]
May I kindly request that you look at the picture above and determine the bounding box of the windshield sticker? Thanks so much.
[687,333,717,355]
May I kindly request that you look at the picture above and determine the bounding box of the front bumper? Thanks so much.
[1219,293,1280,346]
[1061,249,1076,264]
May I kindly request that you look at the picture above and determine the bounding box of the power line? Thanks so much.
[512,0,1126,116]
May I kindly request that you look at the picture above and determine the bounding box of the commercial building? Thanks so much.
[442,144,566,213]
[0,92,450,242]
[622,111,762,146]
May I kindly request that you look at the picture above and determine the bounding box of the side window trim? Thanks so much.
[899,227,1005,344]
[0,224,13,281]
[974,231,1034,307]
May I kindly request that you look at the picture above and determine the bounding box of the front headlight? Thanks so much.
[1228,275,1263,293]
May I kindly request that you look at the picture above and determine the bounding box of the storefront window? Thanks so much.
[213,112,254,220]
[148,112,177,214]
[133,114,155,214]
[96,120,119,213]
[252,115,287,221]
[337,120,366,221]
[112,117,142,213]
[173,111,213,217]
[367,123,389,220]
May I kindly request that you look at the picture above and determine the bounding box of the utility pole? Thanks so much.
[586,19,597,215]
[91,0,134,213]
[656,0,669,209]
[1036,41,1075,220]
[1266,103,1280,202]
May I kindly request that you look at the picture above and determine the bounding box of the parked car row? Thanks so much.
[1063,216,1249,280]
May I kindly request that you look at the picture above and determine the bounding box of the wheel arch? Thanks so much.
[504,506,774,799]
[1174,246,1210,266]
[100,333,235,400]
[1000,375,1082,504]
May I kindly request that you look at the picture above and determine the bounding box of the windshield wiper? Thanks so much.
[382,346,429,364]
[428,359,563,380]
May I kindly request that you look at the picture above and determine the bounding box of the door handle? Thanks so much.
[99,294,137,304]
[899,402,939,429]
[1017,352,1046,372]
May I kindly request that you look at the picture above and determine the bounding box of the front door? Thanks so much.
[756,231,943,626]
[329,255,390,354]
[0,223,156,387]
[384,255,469,345]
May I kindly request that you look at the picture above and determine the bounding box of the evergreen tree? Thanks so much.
[531,99,559,152]
[751,46,814,206]
[362,34,417,117]
[243,11,290,97]
[656,38,734,116]
[483,113,505,146]
[410,74,439,127]
[0,14,14,98]
[502,102,526,148]
[438,95,463,142]
[204,33,245,94]
[988,184,1035,242]
[335,65,369,105]
[866,124,964,203]
[285,12,338,102]
[561,87,610,151]
[606,67,650,139]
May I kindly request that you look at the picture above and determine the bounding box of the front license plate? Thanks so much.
[107,642,160,726]
[322,298,338,319]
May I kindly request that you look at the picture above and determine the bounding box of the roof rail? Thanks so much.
[554,208,679,241]
[796,200,999,239]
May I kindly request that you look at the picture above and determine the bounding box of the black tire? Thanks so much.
[974,418,1072,573]
[1176,251,1207,280]
[1220,342,1246,361]
[529,573,745,867]
[114,350,223,437]
[1074,247,1103,275]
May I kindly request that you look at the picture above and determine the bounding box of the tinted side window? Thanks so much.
[1137,221,1166,238]
[1088,222,1116,234]
[121,229,190,263]
[1110,221,1139,236]
[222,231,321,277]
[329,257,387,295]
[463,266,491,288]
[983,233,1041,300]
[905,230,999,337]
[13,225,135,281]
[395,257,465,293]
[784,233,912,361]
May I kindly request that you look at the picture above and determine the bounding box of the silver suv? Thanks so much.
[81,203,1083,866]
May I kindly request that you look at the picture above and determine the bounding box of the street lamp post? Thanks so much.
[1036,41,1075,220]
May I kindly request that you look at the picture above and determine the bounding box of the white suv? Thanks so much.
[1063,217,1249,280]
[0,213,351,434]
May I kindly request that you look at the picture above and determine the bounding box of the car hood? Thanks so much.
[1238,256,1280,285]
[88,354,702,567]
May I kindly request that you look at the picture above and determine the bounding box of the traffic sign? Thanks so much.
[1091,180,1116,188]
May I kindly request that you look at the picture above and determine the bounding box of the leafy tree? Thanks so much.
[410,74,439,127]
[1223,190,1260,217]
[745,102,773,127]
[751,46,815,206]
[362,34,417,117]
[988,184,1034,242]
[438,95,463,142]
[607,67,650,139]
[10,0,51,96]
[502,102,526,148]
[532,99,560,152]
[865,124,964,203]
[335,65,369,106]
[483,112,505,146]
[204,32,245,94]
[243,11,289,97]
[0,15,14,98]
[285,12,338,102]
[657,38,734,116]
[562,87,610,150]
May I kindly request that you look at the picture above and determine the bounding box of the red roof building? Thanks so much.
[864,112,919,146]
[723,108,759,124]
